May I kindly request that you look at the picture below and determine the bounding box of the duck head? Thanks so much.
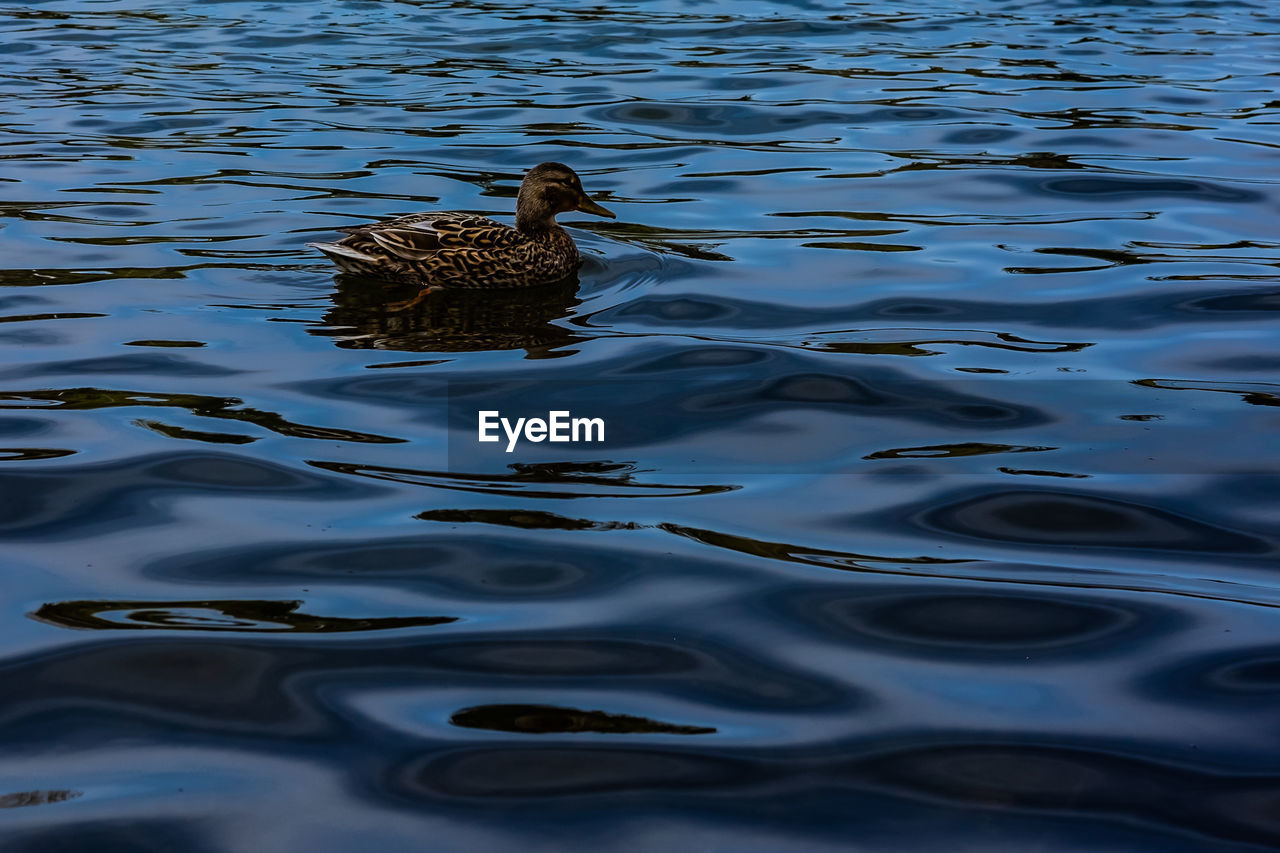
[515,162,615,232]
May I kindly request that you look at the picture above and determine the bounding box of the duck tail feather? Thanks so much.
[308,241,379,272]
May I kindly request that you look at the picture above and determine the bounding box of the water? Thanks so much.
[2,0,1280,849]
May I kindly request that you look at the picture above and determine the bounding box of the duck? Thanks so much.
[308,162,615,289]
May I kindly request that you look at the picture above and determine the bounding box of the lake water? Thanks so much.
[3,1,1280,850]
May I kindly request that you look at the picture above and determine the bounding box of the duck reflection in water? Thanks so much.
[317,273,585,358]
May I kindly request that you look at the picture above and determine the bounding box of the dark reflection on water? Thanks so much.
[0,790,82,809]
[319,275,585,357]
[3,0,1280,849]
[451,704,716,735]
[32,599,457,633]
[773,585,1178,661]
[914,488,1274,553]
[309,459,739,499]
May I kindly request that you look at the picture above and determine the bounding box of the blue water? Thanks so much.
[2,1,1280,850]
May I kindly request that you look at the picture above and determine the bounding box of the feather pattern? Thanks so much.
[308,163,615,289]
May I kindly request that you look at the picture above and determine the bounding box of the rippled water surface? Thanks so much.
[3,1,1280,849]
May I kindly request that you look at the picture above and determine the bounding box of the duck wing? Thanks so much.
[337,213,522,260]
[311,211,563,288]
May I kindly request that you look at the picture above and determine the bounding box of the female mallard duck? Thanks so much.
[308,162,614,288]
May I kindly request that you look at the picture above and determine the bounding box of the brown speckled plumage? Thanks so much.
[308,163,614,289]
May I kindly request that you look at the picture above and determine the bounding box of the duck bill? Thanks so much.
[576,197,616,219]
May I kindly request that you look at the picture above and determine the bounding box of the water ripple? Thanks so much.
[2,0,1279,848]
